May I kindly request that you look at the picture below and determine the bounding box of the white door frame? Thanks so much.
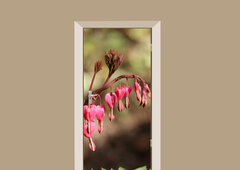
[74,21,161,170]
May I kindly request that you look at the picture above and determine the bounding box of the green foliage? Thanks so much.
[134,166,147,170]
[118,167,126,170]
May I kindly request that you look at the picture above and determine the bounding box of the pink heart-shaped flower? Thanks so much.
[123,85,132,109]
[105,93,117,109]
[124,85,132,97]
[115,87,126,100]
[105,93,117,121]
[95,104,105,133]
[84,105,97,121]
[96,104,105,121]
[115,87,126,112]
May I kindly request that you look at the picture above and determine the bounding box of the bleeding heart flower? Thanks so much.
[115,87,126,112]
[134,81,142,104]
[144,84,151,98]
[105,92,117,121]
[84,105,96,121]
[95,104,105,133]
[84,105,97,136]
[123,85,132,108]
[84,121,96,151]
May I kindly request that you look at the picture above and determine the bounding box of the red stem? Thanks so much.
[89,72,96,91]
[103,72,112,86]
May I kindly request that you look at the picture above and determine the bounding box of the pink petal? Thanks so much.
[83,105,89,119]
[144,84,151,98]
[109,108,115,121]
[115,87,126,100]
[84,105,97,121]
[134,82,142,103]
[96,104,105,120]
[140,90,148,107]
[88,137,96,151]
[84,121,96,138]
[118,100,124,112]
[125,96,130,108]
[105,93,117,108]
[98,120,103,133]
[124,85,132,97]
[111,93,117,105]
[83,105,91,121]
[134,82,141,92]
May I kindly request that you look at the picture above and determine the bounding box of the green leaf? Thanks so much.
[134,166,147,170]
[101,168,107,170]
[118,167,126,170]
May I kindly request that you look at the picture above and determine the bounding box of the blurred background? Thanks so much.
[83,28,151,170]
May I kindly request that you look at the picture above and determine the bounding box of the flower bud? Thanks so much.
[94,61,103,73]
[104,49,124,74]
[134,81,142,104]
[144,84,151,98]
[140,90,148,107]
[124,85,132,109]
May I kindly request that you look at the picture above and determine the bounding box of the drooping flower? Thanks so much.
[84,105,97,135]
[115,87,126,112]
[95,104,105,133]
[140,90,148,107]
[144,84,151,98]
[134,81,142,103]
[105,92,117,121]
[123,85,132,108]
[84,105,96,121]
[84,121,96,151]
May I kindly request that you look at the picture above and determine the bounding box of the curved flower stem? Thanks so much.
[103,72,112,86]
[89,72,96,91]
[84,74,145,105]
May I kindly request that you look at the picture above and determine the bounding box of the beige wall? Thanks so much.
[1,0,239,170]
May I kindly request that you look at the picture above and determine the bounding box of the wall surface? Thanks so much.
[1,0,240,170]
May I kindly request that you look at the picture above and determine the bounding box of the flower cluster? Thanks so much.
[105,83,133,121]
[83,104,105,151]
[84,81,151,151]
[135,80,151,107]
[83,49,151,151]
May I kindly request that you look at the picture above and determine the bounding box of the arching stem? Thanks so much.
[84,74,145,105]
